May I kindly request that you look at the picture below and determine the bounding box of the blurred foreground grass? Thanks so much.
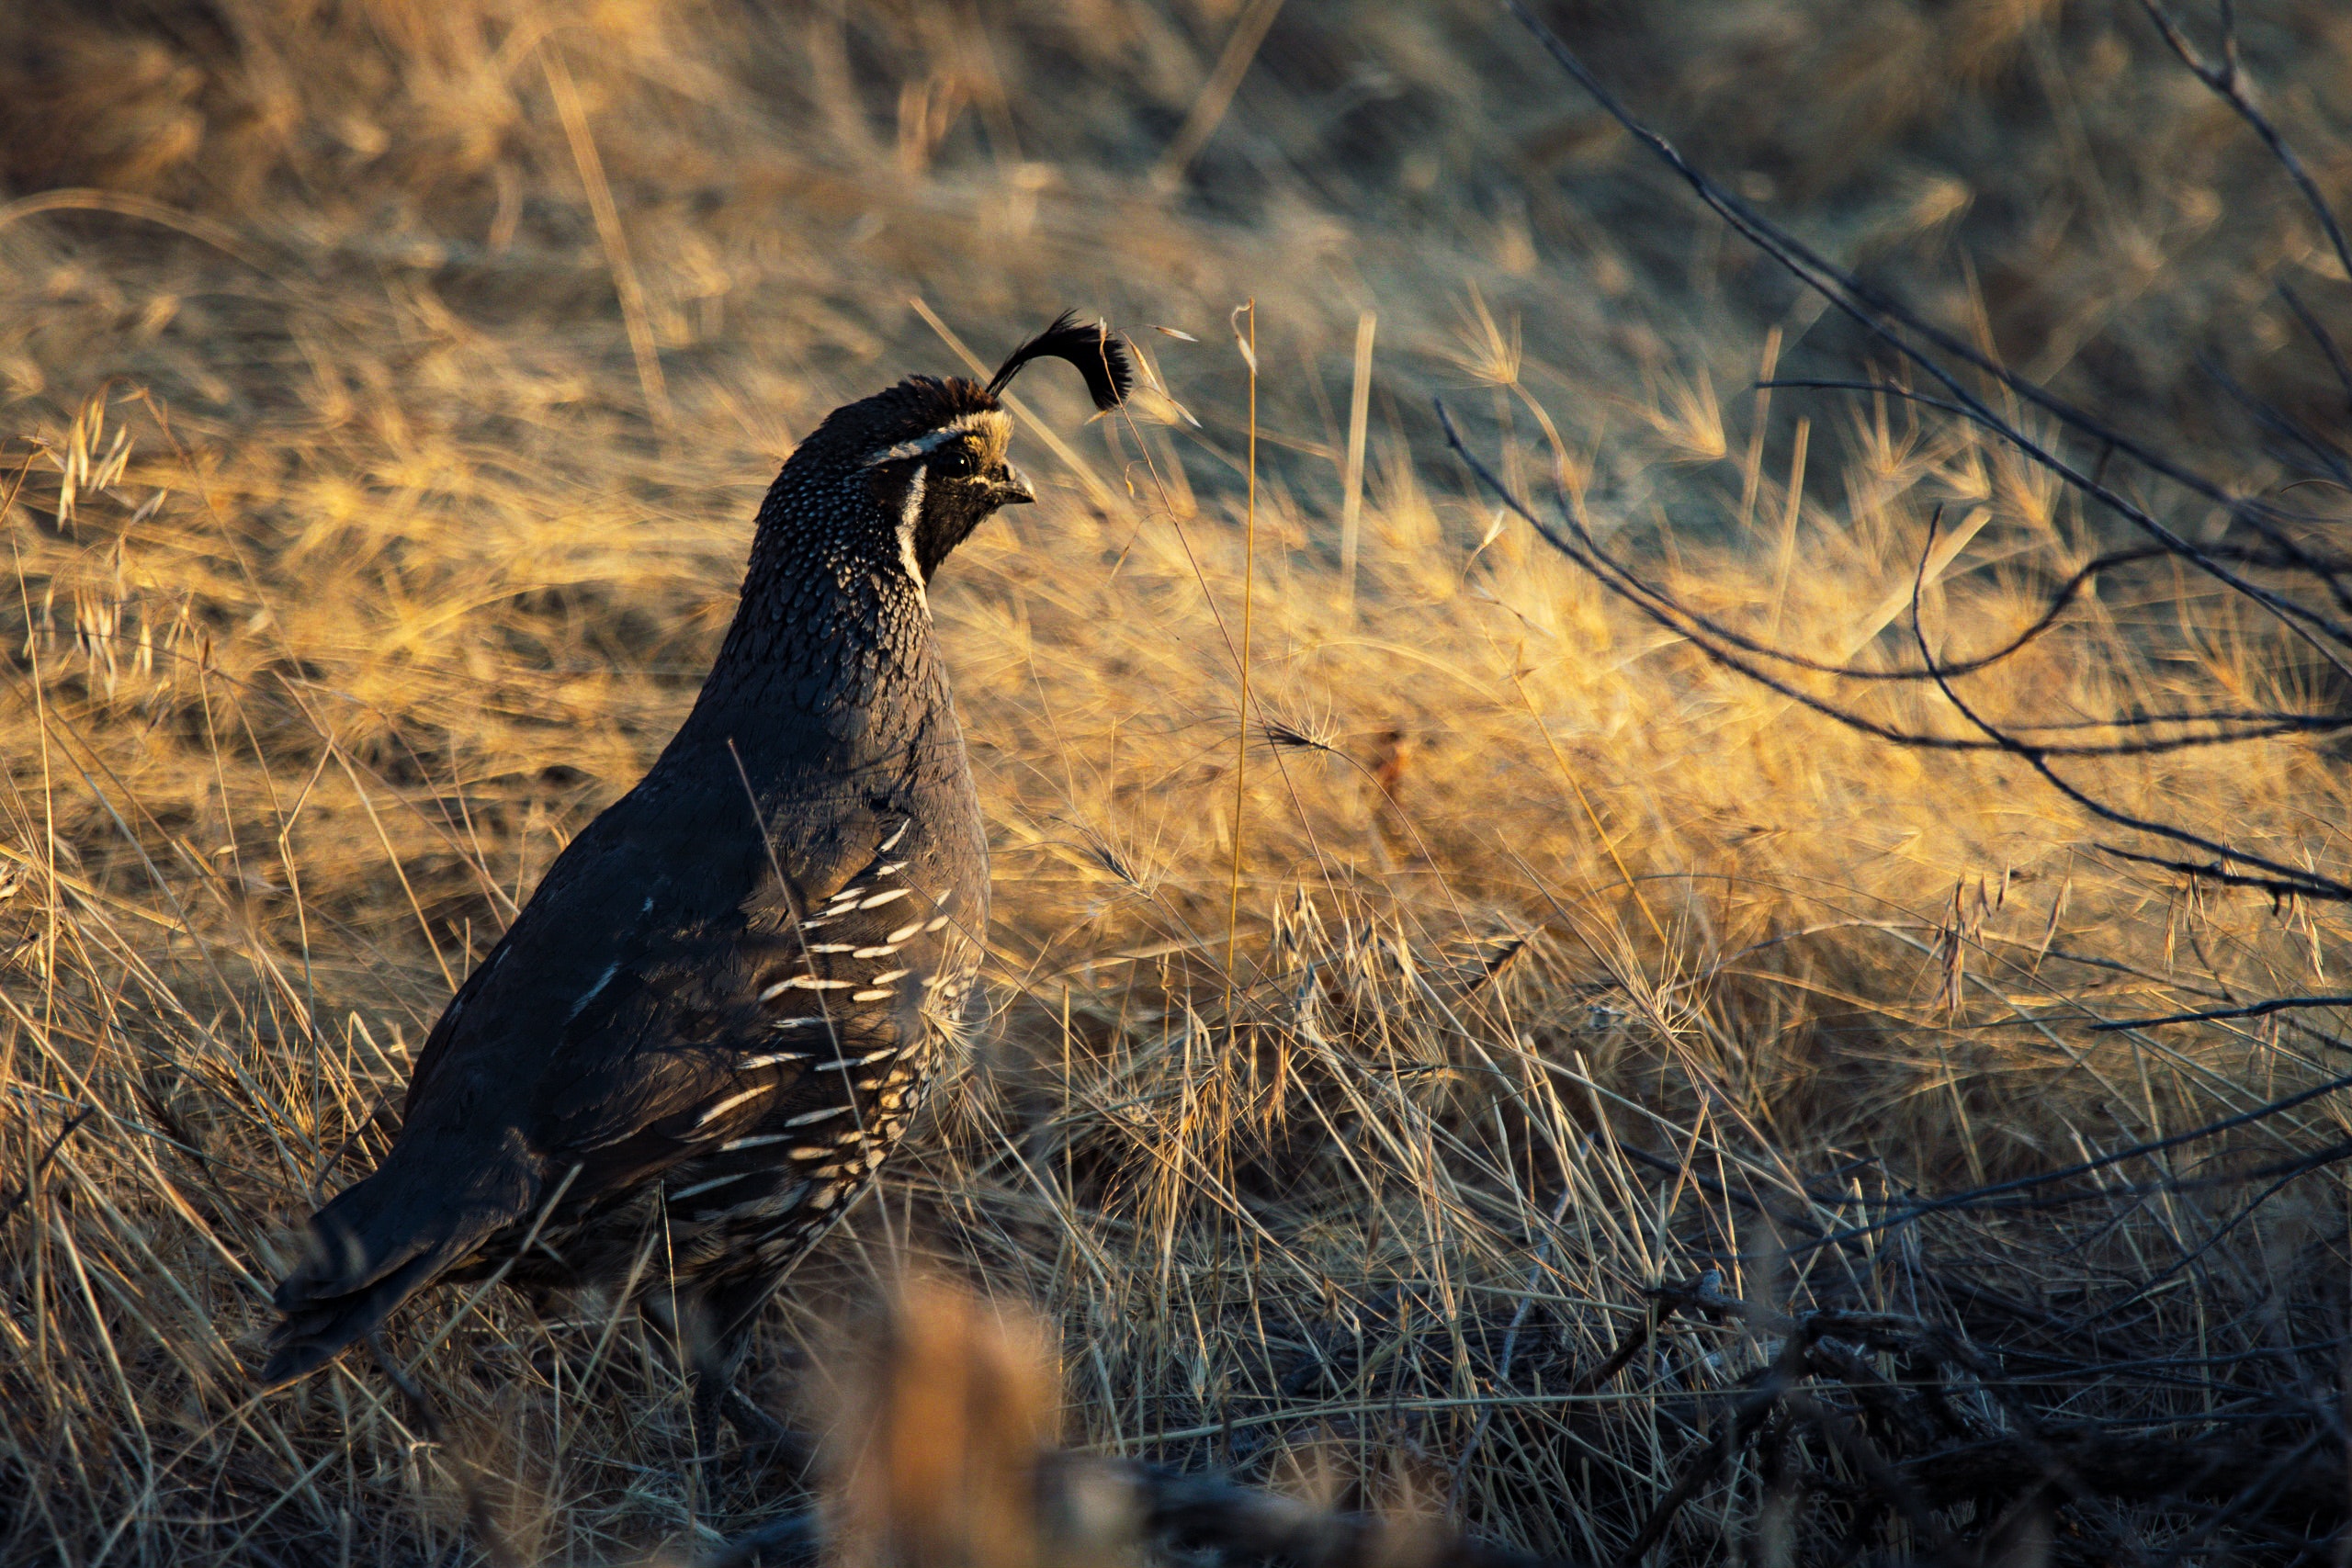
[5,1,2352,1563]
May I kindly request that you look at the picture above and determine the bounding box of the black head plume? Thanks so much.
[986,310,1134,412]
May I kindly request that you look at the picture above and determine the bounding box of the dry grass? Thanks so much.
[6,1,2352,1563]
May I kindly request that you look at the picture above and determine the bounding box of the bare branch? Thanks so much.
[1501,0,2352,677]
[2278,282,2352,417]
[2136,0,2352,291]
[2089,995,2352,1032]
[1483,4,2352,904]
[1437,404,2352,771]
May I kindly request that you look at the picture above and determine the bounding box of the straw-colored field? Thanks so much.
[6,2,2352,1562]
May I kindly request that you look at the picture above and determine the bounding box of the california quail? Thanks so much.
[262,314,1133,1444]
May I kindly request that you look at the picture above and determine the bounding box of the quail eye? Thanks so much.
[932,445,978,479]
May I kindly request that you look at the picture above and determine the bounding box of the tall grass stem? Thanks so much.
[1225,300,1257,1017]
[1341,310,1375,620]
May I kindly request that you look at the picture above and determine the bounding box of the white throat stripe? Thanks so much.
[897,468,929,604]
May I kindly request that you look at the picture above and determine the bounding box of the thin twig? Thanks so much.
[2090,996,2352,1031]
[2135,0,2352,291]
[1501,0,2352,675]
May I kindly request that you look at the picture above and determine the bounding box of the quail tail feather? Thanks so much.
[261,1131,541,1388]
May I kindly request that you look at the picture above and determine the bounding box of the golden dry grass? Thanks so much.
[6,1,2352,1563]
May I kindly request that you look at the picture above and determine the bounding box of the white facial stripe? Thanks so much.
[861,409,1012,468]
[863,426,964,466]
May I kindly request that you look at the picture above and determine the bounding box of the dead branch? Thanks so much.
[1498,0,2352,669]
[1458,5,2352,908]
[1602,1278,2347,1563]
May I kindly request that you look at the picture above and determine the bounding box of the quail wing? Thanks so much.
[263,784,957,1383]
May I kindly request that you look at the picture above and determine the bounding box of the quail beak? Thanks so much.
[990,463,1035,508]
